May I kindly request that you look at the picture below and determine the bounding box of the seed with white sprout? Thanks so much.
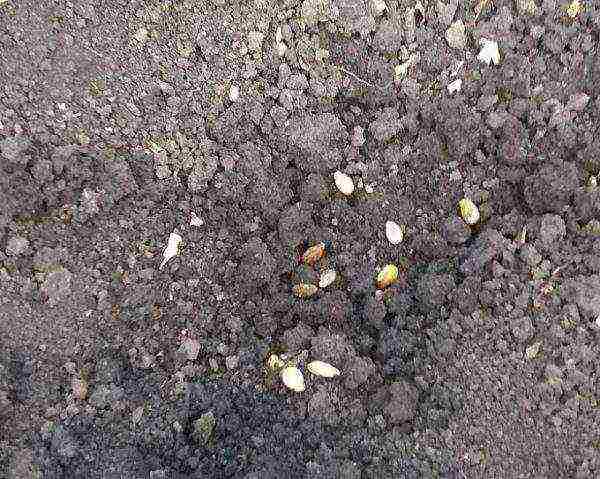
[280,366,305,392]
[307,360,340,378]
[319,270,337,288]
[385,221,404,245]
[333,171,355,196]
[458,198,480,225]
[376,264,399,289]
[160,232,183,269]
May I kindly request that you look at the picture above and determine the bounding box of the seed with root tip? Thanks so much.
[307,360,340,378]
[376,264,398,289]
[458,198,480,225]
[385,221,404,245]
[280,366,305,392]
[302,242,326,265]
[319,270,337,289]
[293,283,318,298]
[333,171,355,196]
[160,232,183,269]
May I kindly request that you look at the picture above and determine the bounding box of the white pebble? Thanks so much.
[385,221,404,245]
[334,171,354,196]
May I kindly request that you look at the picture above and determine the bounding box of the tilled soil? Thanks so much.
[1,0,600,478]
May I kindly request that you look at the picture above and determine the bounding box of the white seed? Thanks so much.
[190,212,204,227]
[280,366,305,392]
[228,84,240,102]
[458,198,480,225]
[372,0,387,16]
[333,171,354,196]
[307,360,340,378]
[319,270,337,289]
[134,27,149,43]
[160,232,183,269]
[385,221,404,245]
[447,78,462,94]
[525,341,541,360]
[478,38,501,66]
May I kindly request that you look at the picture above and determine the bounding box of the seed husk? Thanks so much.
[376,264,399,289]
[293,283,318,298]
[307,360,340,378]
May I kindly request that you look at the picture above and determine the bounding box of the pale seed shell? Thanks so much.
[280,366,305,392]
[385,221,404,245]
[458,198,480,225]
[160,232,183,269]
[333,171,355,196]
[319,270,337,289]
[307,360,340,378]
[376,264,398,289]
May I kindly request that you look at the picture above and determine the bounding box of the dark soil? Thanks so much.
[1,0,600,478]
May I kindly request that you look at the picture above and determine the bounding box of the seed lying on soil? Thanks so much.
[385,221,404,245]
[267,354,285,370]
[319,270,337,288]
[293,283,318,298]
[334,171,355,196]
[160,232,183,269]
[280,366,305,392]
[376,264,399,289]
[190,211,204,227]
[566,0,583,18]
[478,38,500,66]
[586,175,597,193]
[302,242,326,265]
[307,360,340,378]
[458,198,480,225]
[447,78,462,94]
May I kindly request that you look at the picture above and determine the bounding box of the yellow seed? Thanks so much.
[302,243,326,265]
[458,198,480,225]
[566,0,583,18]
[376,264,398,289]
[293,283,318,298]
[267,354,284,370]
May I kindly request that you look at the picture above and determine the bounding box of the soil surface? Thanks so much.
[1,0,600,478]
